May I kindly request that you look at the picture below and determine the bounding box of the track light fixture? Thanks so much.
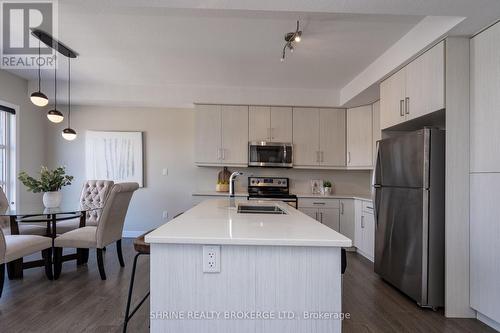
[280,20,302,62]
[30,40,49,106]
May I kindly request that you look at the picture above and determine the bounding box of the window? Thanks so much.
[0,103,16,205]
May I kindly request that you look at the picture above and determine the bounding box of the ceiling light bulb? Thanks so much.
[47,109,64,123]
[62,128,77,141]
[290,47,294,53]
[280,57,284,62]
[294,35,301,42]
[30,91,49,107]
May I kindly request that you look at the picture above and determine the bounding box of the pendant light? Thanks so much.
[62,57,76,141]
[47,53,64,123]
[30,40,49,107]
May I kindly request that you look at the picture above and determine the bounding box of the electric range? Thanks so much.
[247,176,298,209]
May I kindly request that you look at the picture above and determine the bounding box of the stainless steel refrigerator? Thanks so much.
[373,128,445,309]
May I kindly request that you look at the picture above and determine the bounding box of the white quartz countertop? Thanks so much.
[192,191,372,202]
[146,199,352,247]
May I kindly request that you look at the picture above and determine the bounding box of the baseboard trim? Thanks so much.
[122,230,147,238]
[477,312,500,332]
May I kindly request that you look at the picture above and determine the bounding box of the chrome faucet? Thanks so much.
[229,171,243,207]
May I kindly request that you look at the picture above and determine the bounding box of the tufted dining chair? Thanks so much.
[56,180,114,234]
[0,187,46,236]
[0,226,53,298]
[54,182,139,280]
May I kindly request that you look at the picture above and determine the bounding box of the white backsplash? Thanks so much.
[195,166,372,195]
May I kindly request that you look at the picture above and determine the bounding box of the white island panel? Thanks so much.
[150,243,342,333]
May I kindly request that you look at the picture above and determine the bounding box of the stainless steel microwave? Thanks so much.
[248,142,293,168]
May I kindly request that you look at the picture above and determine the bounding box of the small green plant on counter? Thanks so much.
[18,166,74,193]
[323,180,332,188]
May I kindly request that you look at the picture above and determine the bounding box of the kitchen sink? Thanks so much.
[237,204,286,214]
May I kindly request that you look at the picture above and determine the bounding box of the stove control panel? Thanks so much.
[248,177,288,188]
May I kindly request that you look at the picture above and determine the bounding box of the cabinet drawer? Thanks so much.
[362,200,374,214]
[298,198,340,209]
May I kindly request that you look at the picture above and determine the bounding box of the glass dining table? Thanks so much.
[0,201,103,279]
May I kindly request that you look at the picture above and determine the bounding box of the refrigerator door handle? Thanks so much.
[372,141,381,227]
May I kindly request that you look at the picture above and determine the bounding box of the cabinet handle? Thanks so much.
[361,216,365,228]
[217,148,221,160]
[405,97,410,115]
[400,99,405,117]
[313,202,326,205]
[316,151,320,163]
[347,152,351,164]
[320,151,324,162]
[341,202,344,215]
[315,212,319,221]
[267,128,271,141]
[270,128,274,140]
[320,212,323,223]
[221,148,226,160]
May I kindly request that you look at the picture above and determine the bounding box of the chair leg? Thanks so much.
[117,240,125,267]
[77,248,89,265]
[123,253,149,333]
[97,249,106,280]
[102,246,107,252]
[42,248,53,280]
[0,263,5,298]
[53,247,63,280]
[7,258,23,280]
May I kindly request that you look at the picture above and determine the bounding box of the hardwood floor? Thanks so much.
[343,252,495,333]
[0,241,495,332]
[0,238,149,333]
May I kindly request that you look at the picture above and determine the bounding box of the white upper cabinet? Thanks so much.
[221,105,249,165]
[380,68,406,129]
[195,104,248,166]
[293,107,321,166]
[470,23,500,172]
[372,100,381,166]
[347,105,373,167]
[270,107,293,142]
[249,106,270,142]
[406,41,445,120]
[249,106,292,142]
[293,108,347,168]
[379,41,445,130]
[319,108,346,167]
[195,104,222,165]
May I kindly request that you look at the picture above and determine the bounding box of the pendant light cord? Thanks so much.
[68,57,71,127]
[38,39,41,91]
[54,53,57,108]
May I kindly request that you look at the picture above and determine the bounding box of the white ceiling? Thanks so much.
[10,0,500,107]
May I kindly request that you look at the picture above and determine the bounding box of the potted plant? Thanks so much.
[323,180,333,195]
[18,166,74,208]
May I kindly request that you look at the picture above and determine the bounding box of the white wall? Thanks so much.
[46,105,371,234]
[0,69,47,204]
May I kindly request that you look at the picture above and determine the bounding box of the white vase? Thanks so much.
[43,191,62,208]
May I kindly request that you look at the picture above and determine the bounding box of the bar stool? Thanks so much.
[123,231,151,333]
[123,213,184,332]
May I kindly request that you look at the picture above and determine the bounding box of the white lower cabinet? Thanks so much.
[354,200,375,261]
[298,199,340,232]
[339,199,355,246]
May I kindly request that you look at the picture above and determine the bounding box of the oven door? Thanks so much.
[248,142,293,167]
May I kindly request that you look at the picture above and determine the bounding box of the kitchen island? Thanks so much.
[145,199,352,333]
